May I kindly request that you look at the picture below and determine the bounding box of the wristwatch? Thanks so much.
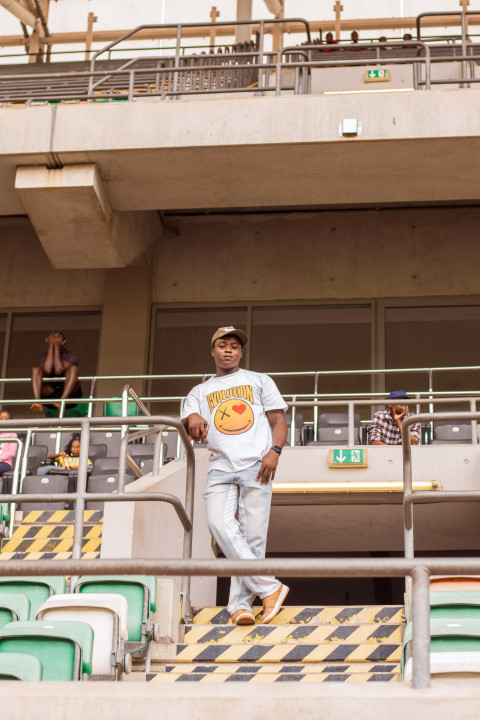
[271,445,282,455]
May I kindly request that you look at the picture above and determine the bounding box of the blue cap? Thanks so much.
[387,390,410,400]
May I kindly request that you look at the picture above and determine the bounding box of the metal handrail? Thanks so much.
[0,414,196,619]
[3,554,480,688]
[402,410,480,564]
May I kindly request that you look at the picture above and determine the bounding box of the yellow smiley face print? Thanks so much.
[214,398,254,435]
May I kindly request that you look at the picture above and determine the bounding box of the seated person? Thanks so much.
[31,331,82,414]
[0,410,18,476]
[370,390,420,445]
[37,436,92,474]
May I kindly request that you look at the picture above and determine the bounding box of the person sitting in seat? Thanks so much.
[322,31,338,51]
[37,435,92,474]
[0,410,18,476]
[30,331,82,414]
[370,390,420,445]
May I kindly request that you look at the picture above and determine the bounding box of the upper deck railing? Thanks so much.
[1,12,480,104]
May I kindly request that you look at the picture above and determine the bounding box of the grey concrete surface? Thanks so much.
[2,90,480,216]
[1,679,480,720]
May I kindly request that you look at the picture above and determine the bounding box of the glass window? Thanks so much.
[151,307,248,413]
[385,305,480,397]
[4,311,101,408]
[251,305,372,425]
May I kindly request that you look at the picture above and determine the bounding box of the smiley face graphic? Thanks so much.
[214,398,254,435]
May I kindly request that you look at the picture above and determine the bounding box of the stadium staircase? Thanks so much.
[0,510,103,561]
[142,603,402,683]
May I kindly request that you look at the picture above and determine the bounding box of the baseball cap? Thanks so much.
[387,390,410,401]
[211,326,248,347]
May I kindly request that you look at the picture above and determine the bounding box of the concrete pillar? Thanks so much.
[235,0,252,44]
[15,164,162,269]
[95,264,153,403]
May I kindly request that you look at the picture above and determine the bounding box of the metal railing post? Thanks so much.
[411,565,431,688]
[181,435,195,622]
[347,401,355,447]
[470,398,478,444]
[71,418,91,560]
[313,372,319,442]
[290,397,296,447]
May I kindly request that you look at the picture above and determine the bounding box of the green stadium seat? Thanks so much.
[0,593,31,628]
[0,578,66,619]
[430,591,480,619]
[0,652,43,681]
[402,617,480,681]
[36,593,131,678]
[73,575,157,653]
[0,620,93,681]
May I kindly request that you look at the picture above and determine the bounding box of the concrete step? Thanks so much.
[184,623,401,646]
[0,509,103,560]
[152,661,400,675]
[145,669,401,683]
[192,606,403,626]
[166,640,401,663]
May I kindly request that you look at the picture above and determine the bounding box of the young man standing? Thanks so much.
[182,326,289,626]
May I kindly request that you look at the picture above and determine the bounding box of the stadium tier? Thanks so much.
[2,2,480,717]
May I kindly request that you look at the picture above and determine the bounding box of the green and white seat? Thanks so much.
[36,593,131,678]
[0,620,94,681]
[0,593,31,628]
[0,652,43,681]
[0,577,66,619]
[73,575,158,654]
[403,617,480,681]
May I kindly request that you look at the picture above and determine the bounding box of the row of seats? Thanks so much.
[402,576,480,681]
[0,575,157,681]
[1,430,179,512]
[287,413,477,446]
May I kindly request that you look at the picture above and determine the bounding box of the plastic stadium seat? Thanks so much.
[0,577,66,620]
[309,413,361,445]
[0,594,31,628]
[0,653,43,681]
[430,577,480,592]
[90,431,121,457]
[73,575,158,653]
[145,430,177,459]
[85,474,118,510]
[33,432,58,454]
[402,618,480,681]
[87,443,107,464]
[91,457,120,475]
[19,475,70,512]
[0,620,93,681]
[430,591,480,619]
[25,445,48,474]
[431,422,473,444]
[36,593,131,677]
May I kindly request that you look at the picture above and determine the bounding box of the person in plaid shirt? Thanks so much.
[370,390,420,445]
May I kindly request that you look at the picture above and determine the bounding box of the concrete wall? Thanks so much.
[0,217,105,308]
[101,449,216,607]
[154,207,480,303]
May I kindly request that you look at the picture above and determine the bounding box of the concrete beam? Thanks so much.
[15,164,161,269]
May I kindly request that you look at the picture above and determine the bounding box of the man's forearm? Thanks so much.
[52,346,65,375]
[42,346,54,374]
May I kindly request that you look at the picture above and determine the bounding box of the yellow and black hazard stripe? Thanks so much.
[146,670,400,683]
[159,661,400,676]
[20,510,103,525]
[192,606,403,626]
[172,641,401,664]
[184,623,401,646]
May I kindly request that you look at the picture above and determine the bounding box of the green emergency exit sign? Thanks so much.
[364,69,390,83]
[328,448,368,468]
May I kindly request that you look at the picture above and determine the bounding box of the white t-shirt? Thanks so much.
[181,368,287,473]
